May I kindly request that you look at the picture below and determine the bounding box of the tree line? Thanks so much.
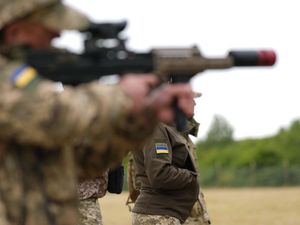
[196,116,300,186]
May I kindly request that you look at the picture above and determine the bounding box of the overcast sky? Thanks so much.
[56,0,300,140]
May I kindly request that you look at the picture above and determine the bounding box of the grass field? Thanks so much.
[99,187,300,225]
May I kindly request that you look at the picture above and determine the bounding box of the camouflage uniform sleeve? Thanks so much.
[0,62,157,152]
[77,170,108,200]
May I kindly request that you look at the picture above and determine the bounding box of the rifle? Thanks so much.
[24,21,276,130]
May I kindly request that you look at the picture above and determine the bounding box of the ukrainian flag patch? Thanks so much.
[155,143,169,154]
[10,64,39,89]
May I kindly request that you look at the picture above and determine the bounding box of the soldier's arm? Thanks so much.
[0,63,156,151]
[144,124,197,190]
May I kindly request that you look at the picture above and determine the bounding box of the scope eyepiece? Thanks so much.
[81,21,127,39]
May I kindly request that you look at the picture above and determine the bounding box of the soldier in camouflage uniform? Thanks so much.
[0,0,195,224]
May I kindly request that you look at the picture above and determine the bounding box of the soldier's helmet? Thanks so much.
[0,0,90,31]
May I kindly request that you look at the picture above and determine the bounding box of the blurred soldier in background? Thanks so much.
[0,0,195,224]
[130,92,211,225]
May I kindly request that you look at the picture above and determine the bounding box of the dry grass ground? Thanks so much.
[99,187,300,225]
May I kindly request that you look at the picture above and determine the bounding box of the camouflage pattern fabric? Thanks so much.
[126,151,140,211]
[183,216,208,225]
[0,197,8,225]
[0,0,89,31]
[197,193,211,224]
[183,197,210,225]
[0,0,158,224]
[77,173,108,225]
[26,2,89,32]
[78,198,102,225]
[78,171,108,200]
[0,141,4,160]
[132,213,181,225]
[0,0,57,29]
[0,54,157,224]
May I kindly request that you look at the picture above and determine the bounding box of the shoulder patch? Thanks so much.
[155,143,169,154]
[10,64,41,89]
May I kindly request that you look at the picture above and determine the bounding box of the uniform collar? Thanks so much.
[185,118,200,137]
[166,118,200,137]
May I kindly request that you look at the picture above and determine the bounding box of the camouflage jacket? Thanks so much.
[0,54,156,225]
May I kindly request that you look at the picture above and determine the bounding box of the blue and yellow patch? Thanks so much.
[10,64,40,89]
[155,143,169,154]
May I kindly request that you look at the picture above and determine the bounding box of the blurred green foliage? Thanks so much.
[202,115,234,148]
[196,119,300,186]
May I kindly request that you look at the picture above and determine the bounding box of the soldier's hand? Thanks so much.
[145,83,194,123]
[119,74,194,123]
[119,74,159,113]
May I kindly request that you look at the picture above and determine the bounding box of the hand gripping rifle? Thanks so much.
[24,21,276,130]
